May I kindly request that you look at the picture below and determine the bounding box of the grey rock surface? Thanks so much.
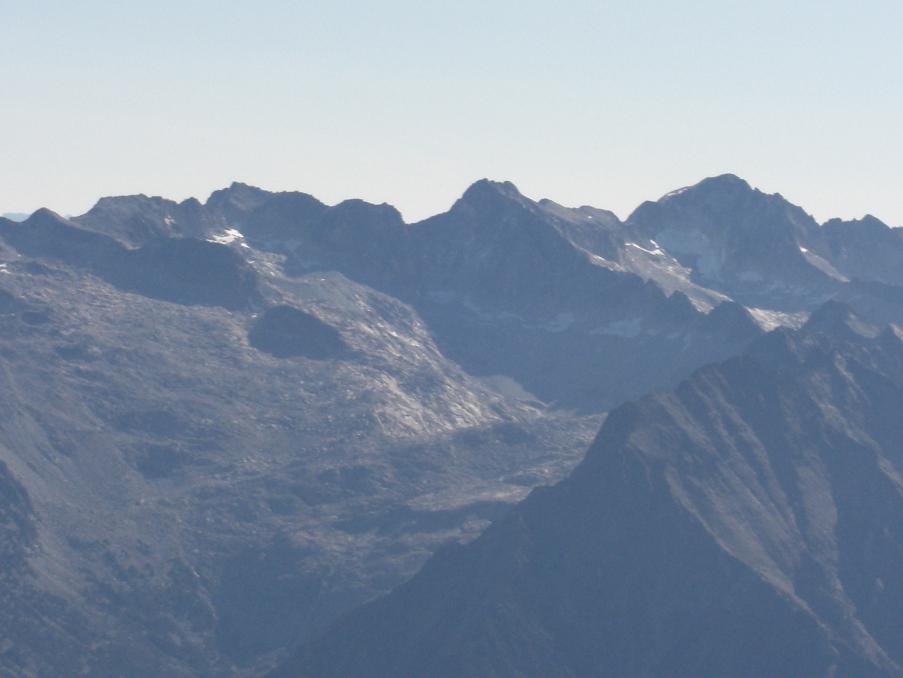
[279,306,903,677]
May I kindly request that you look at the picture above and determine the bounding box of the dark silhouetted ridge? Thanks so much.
[249,306,349,359]
[113,238,263,310]
[802,300,880,339]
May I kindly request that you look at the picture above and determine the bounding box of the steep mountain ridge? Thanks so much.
[625,175,843,307]
[0,210,263,311]
[816,215,903,287]
[76,194,213,246]
[279,305,903,677]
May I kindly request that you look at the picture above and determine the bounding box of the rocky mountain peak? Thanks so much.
[802,299,881,339]
[822,214,893,233]
[205,181,273,212]
[327,198,405,226]
[624,175,830,306]
[450,179,532,219]
[662,173,753,201]
[23,207,70,227]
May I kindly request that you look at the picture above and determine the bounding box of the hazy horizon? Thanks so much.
[3,1,901,226]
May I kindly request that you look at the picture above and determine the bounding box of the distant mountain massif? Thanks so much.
[1,176,903,676]
[0,213,30,223]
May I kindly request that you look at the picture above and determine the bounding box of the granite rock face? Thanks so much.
[279,306,903,677]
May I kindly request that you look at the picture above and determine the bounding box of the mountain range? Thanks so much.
[279,303,903,677]
[1,174,902,676]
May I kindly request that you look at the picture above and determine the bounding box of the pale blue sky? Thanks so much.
[2,1,901,225]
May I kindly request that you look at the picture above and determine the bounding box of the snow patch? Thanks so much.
[799,249,849,282]
[747,307,808,331]
[626,242,665,257]
[587,253,622,271]
[208,228,245,245]
[662,186,691,200]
